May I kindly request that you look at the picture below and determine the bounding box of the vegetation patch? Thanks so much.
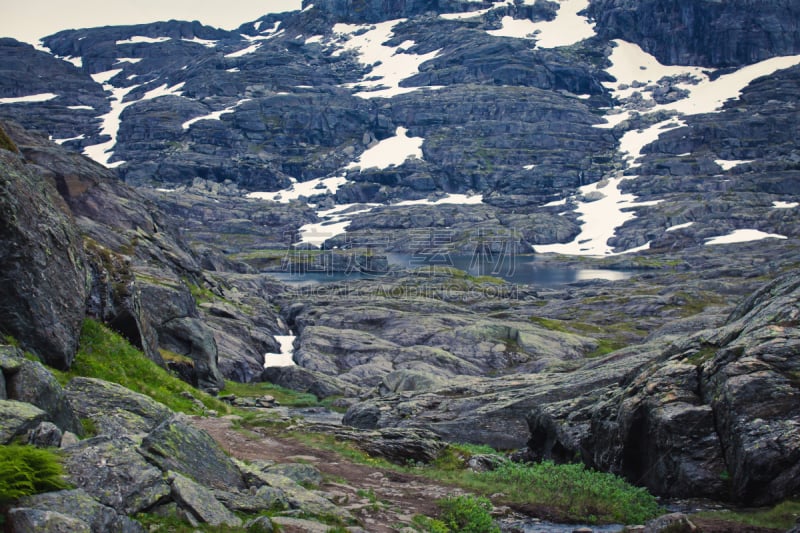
[56,319,230,416]
[223,380,319,408]
[694,499,800,531]
[0,445,69,505]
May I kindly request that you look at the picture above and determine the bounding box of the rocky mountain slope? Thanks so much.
[1,0,800,528]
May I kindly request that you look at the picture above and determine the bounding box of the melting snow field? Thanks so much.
[329,20,441,98]
[84,69,184,167]
[0,93,58,104]
[533,177,661,256]
[705,229,787,246]
[247,176,348,204]
[487,0,595,48]
[263,335,296,367]
[537,40,800,256]
[182,99,251,130]
[346,127,424,170]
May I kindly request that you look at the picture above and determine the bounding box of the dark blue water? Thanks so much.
[269,254,630,287]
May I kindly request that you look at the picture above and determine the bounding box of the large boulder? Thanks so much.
[6,508,91,533]
[64,377,172,436]
[139,415,246,491]
[1,350,82,435]
[168,471,242,528]
[17,489,144,533]
[0,400,47,444]
[62,436,171,515]
[0,140,87,369]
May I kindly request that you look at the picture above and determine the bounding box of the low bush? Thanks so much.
[0,445,68,504]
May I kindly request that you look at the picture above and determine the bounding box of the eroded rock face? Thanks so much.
[588,0,800,68]
[527,270,800,504]
[0,134,88,369]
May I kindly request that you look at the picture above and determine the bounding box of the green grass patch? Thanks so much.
[57,319,230,416]
[694,499,800,531]
[263,424,660,525]
[0,445,69,505]
[438,495,500,533]
[222,380,319,408]
[479,461,661,524]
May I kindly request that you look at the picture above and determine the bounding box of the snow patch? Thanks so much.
[263,335,296,367]
[392,194,484,207]
[666,222,694,232]
[330,20,441,98]
[182,37,218,48]
[486,0,595,48]
[52,134,85,145]
[534,176,662,256]
[225,42,261,58]
[346,127,424,170]
[140,82,185,101]
[0,93,58,104]
[116,36,171,45]
[705,229,787,246]
[715,159,753,171]
[115,57,143,64]
[68,105,94,110]
[182,98,250,130]
[773,201,799,209]
[247,175,348,203]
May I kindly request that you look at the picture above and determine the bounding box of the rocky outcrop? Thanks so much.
[588,0,800,68]
[525,270,800,504]
[65,377,173,435]
[140,415,246,491]
[0,131,88,369]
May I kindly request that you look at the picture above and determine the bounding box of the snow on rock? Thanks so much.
[225,42,262,58]
[263,335,296,367]
[773,201,799,209]
[182,37,218,48]
[330,20,440,98]
[487,0,595,47]
[297,204,378,247]
[346,127,424,170]
[666,222,694,232]
[393,194,483,207]
[247,175,348,203]
[534,176,661,256]
[182,98,250,130]
[705,229,788,246]
[116,36,171,45]
[619,118,685,167]
[0,93,58,104]
[715,159,753,171]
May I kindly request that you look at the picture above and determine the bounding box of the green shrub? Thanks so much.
[481,461,661,524]
[438,495,500,533]
[412,514,450,532]
[0,445,69,504]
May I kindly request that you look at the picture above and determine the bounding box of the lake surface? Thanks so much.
[269,253,631,287]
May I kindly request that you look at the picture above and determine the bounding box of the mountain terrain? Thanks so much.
[1,0,800,531]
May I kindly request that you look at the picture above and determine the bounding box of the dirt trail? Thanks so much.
[189,415,467,532]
